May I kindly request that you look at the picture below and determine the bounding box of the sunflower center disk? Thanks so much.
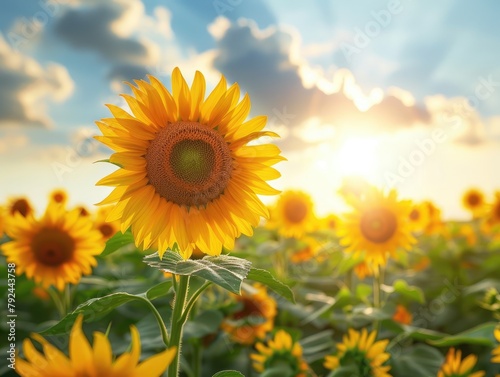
[467,194,480,206]
[409,209,420,220]
[146,121,233,207]
[98,223,114,238]
[360,208,397,244]
[284,200,308,223]
[31,228,75,266]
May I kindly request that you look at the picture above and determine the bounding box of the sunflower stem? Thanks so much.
[373,265,383,333]
[168,274,190,377]
[179,281,211,325]
[47,287,66,318]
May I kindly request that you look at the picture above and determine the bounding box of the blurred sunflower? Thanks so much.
[267,190,317,238]
[1,201,104,290]
[251,330,309,377]
[492,328,500,363]
[320,213,339,232]
[290,236,322,264]
[462,188,486,218]
[392,304,412,325]
[458,224,477,247]
[96,68,283,259]
[338,188,415,268]
[324,328,391,377]
[0,206,4,236]
[437,348,485,377]
[354,261,373,280]
[94,206,119,241]
[486,191,500,226]
[76,205,91,217]
[407,203,429,232]
[422,200,445,235]
[221,283,277,345]
[49,188,68,206]
[16,315,176,377]
[6,196,33,218]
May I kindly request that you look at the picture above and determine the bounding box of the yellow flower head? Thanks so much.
[462,188,486,218]
[6,196,34,218]
[0,206,5,236]
[1,200,105,290]
[251,330,309,377]
[16,315,176,377]
[392,304,412,325]
[49,188,68,206]
[221,283,277,345]
[320,214,339,232]
[324,328,391,377]
[267,190,317,238]
[422,200,445,235]
[457,224,477,247]
[437,348,485,377]
[75,205,91,217]
[338,188,416,268]
[493,328,500,363]
[290,236,322,264]
[486,191,500,226]
[94,206,120,241]
[95,68,283,259]
[408,203,430,232]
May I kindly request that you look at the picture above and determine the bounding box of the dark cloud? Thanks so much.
[54,0,155,82]
[0,35,73,127]
[213,20,431,137]
[107,64,149,83]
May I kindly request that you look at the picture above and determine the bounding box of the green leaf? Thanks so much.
[390,344,444,377]
[246,267,295,303]
[428,322,498,347]
[100,231,135,256]
[212,371,245,377]
[144,252,252,295]
[41,292,153,335]
[393,279,425,304]
[146,280,173,300]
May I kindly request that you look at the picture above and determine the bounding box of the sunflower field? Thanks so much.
[1,70,500,377]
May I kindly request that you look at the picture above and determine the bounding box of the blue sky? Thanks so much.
[1,0,500,218]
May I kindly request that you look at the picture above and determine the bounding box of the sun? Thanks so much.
[336,137,379,180]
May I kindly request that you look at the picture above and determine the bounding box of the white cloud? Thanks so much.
[0,35,74,127]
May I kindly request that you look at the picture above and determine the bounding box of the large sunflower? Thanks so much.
[437,348,485,377]
[95,68,283,259]
[462,188,486,218]
[338,188,415,267]
[221,283,277,345]
[16,315,176,377]
[267,190,317,238]
[1,201,104,290]
[251,330,309,377]
[324,328,391,377]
